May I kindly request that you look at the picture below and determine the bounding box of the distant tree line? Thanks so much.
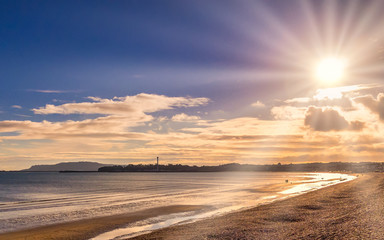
[98,162,384,173]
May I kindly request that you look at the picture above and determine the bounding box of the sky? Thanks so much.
[1,0,384,170]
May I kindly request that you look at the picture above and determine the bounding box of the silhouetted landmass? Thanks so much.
[98,162,384,173]
[22,161,112,172]
[18,161,384,173]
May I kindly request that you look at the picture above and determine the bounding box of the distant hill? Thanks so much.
[99,162,384,173]
[22,161,112,172]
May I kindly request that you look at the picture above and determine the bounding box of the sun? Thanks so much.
[315,57,347,85]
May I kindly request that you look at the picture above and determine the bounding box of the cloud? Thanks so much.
[251,101,265,108]
[271,106,306,120]
[157,116,168,122]
[304,107,364,131]
[314,85,374,100]
[28,89,79,93]
[284,97,311,104]
[172,113,200,121]
[281,85,378,111]
[349,121,365,131]
[2,88,383,170]
[352,146,384,153]
[199,134,301,141]
[354,93,384,121]
[182,117,303,137]
[33,93,209,115]
[0,116,150,140]
[14,114,31,118]
[283,95,354,111]
[1,94,210,142]
[11,105,22,109]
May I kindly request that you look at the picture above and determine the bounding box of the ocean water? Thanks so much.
[0,171,354,237]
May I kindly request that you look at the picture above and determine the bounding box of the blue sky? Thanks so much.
[1,0,384,169]
[0,0,312,116]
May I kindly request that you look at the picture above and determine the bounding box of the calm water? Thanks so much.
[0,171,354,235]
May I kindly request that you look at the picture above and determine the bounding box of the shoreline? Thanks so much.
[131,173,384,240]
[0,172,355,240]
[0,205,204,240]
[105,172,355,240]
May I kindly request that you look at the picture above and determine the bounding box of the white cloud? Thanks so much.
[0,116,150,140]
[11,105,22,109]
[251,101,265,108]
[314,85,373,100]
[28,89,79,93]
[1,94,210,142]
[271,106,306,120]
[354,93,384,121]
[284,97,311,104]
[33,93,209,115]
[172,113,200,121]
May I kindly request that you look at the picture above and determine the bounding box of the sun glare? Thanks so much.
[315,57,347,85]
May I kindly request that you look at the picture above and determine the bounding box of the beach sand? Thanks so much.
[131,173,384,240]
[2,173,383,240]
[0,205,204,240]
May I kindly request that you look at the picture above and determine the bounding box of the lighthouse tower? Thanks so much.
[156,157,159,172]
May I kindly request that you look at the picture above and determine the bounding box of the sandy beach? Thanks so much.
[1,173,382,240]
[131,173,384,240]
[0,205,204,240]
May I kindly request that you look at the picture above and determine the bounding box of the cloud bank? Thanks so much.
[33,93,209,115]
[2,87,384,170]
[304,107,364,131]
[354,93,384,121]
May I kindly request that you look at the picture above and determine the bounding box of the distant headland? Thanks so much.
[21,161,111,172]
[16,161,384,173]
[98,162,384,173]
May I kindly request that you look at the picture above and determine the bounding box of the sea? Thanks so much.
[0,171,355,239]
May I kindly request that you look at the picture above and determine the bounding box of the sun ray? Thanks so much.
[343,1,384,60]
[298,0,324,55]
[323,0,338,53]
[252,3,310,56]
[336,0,360,53]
